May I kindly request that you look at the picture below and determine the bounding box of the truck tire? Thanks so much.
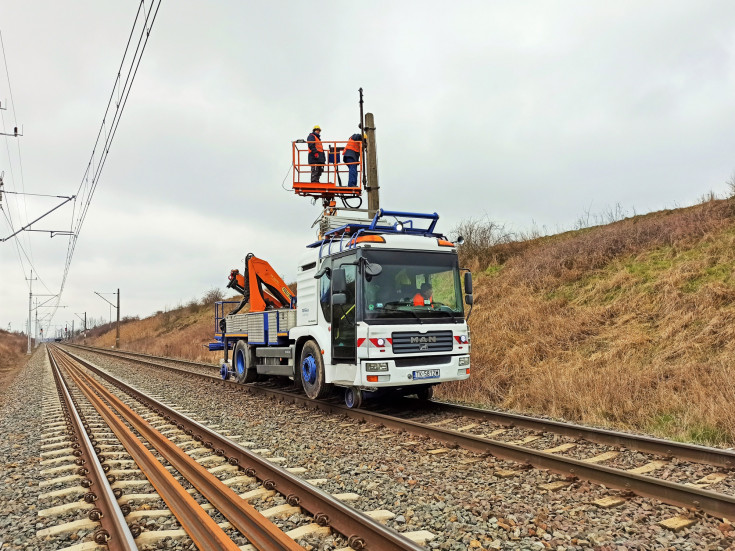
[300,340,332,400]
[345,387,363,409]
[233,340,258,384]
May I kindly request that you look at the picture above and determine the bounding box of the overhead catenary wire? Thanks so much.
[62,1,161,276]
[48,0,161,331]
[62,0,151,268]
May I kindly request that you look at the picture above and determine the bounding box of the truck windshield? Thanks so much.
[361,250,464,323]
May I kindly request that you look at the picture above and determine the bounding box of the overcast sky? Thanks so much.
[1,1,734,337]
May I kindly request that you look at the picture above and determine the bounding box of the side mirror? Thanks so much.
[333,293,347,306]
[314,265,330,279]
[465,294,474,305]
[332,268,347,294]
[464,272,473,294]
[365,262,382,277]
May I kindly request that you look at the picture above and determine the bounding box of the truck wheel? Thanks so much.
[345,387,363,409]
[233,341,258,384]
[300,340,332,400]
[416,385,434,401]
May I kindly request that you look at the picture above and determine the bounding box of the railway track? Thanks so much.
[41,345,428,550]
[66,343,735,526]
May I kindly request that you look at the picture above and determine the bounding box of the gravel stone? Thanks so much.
[66,347,735,550]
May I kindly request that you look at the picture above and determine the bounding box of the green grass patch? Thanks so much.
[645,413,730,446]
[544,288,576,302]
[687,424,731,446]
[646,412,682,436]
[681,263,735,293]
[484,264,503,276]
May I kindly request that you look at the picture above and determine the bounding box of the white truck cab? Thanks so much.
[213,209,473,408]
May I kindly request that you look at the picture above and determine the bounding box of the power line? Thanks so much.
[53,0,162,323]
[71,1,160,235]
[1,3,162,336]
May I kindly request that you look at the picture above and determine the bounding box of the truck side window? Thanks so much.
[320,273,331,323]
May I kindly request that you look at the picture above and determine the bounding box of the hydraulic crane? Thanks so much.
[226,253,295,316]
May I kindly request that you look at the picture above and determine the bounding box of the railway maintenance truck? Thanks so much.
[210,123,473,407]
[210,208,473,408]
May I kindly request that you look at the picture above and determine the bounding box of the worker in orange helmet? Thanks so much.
[343,133,365,187]
[413,282,434,307]
[307,125,326,182]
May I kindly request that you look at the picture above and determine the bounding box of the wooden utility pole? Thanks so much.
[364,112,380,217]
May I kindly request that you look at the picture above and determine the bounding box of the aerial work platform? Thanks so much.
[291,140,363,199]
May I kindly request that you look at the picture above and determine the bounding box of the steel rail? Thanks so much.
[68,343,735,468]
[416,400,735,469]
[49,348,242,551]
[59,345,426,551]
[63,344,735,522]
[53,347,303,551]
[70,343,218,369]
[47,348,138,551]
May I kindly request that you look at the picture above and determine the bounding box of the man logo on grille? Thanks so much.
[411,336,437,344]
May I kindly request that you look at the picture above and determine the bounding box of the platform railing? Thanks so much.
[291,140,363,197]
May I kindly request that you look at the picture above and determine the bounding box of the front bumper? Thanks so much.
[357,355,470,387]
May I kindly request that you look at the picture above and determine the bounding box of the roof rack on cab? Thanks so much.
[307,209,445,258]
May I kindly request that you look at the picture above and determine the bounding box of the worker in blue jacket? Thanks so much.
[343,133,364,187]
[307,125,325,182]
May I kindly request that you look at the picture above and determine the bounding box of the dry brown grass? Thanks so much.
[0,330,29,396]
[443,198,735,445]
[85,200,735,445]
[88,301,225,364]
[85,287,246,364]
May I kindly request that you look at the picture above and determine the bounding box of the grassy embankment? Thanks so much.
[87,295,233,364]
[442,198,735,446]
[0,330,30,395]
[88,198,735,445]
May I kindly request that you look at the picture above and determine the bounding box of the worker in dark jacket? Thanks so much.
[307,125,325,183]
[343,133,364,187]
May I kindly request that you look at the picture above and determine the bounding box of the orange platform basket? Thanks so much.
[292,140,363,199]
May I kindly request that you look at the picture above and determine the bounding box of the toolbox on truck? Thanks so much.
[268,309,297,345]
[224,308,296,346]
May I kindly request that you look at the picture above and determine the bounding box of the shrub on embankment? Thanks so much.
[442,198,735,445]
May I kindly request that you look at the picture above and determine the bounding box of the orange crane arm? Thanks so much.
[227,253,295,313]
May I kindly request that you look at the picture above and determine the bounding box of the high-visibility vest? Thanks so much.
[344,137,361,154]
[309,133,324,153]
[413,293,433,306]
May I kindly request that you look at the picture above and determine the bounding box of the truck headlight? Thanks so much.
[458,356,470,366]
[365,362,389,372]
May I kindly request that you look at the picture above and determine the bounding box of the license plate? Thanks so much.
[413,369,440,380]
